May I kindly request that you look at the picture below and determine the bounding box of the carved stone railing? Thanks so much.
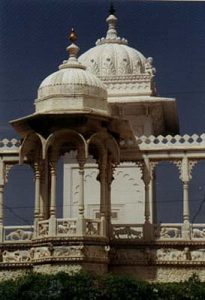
[135,134,205,150]
[191,224,205,239]
[85,219,101,236]
[0,139,20,151]
[154,223,182,240]
[57,218,77,236]
[37,218,102,238]
[111,224,143,240]
[4,225,34,242]
[37,220,49,238]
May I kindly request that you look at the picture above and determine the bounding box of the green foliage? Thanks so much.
[153,274,205,300]
[0,272,205,300]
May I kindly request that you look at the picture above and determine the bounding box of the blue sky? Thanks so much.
[1,1,205,136]
[1,0,205,225]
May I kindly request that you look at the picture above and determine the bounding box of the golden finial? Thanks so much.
[69,28,77,43]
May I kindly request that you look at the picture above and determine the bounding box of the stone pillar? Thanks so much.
[182,180,190,239]
[98,157,107,236]
[38,160,45,221]
[183,181,189,223]
[43,159,49,219]
[180,157,191,239]
[150,171,157,224]
[34,163,40,222]
[142,159,154,241]
[0,160,4,242]
[0,185,4,242]
[106,156,115,237]
[76,159,85,235]
[49,161,57,236]
[50,161,57,218]
[33,163,40,238]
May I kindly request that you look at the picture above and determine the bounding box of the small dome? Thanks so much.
[79,12,156,98]
[38,66,107,100]
[35,29,109,115]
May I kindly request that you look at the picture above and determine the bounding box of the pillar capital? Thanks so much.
[33,162,40,179]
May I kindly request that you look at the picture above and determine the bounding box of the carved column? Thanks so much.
[142,157,154,241]
[180,157,191,239]
[0,185,4,227]
[98,155,107,236]
[150,170,157,224]
[50,161,57,217]
[49,160,57,236]
[39,160,48,220]
[76,156,86,235]
[0,160,5,242]
[34,163,40,222]
[142,161,151,222]
[78,167,85,218]
[183,181,189,223]
[0,184,4,242]
[106,155,115,237]
[33,163,40,238]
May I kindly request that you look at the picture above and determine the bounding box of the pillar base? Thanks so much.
[49,216,57,236]
[0,225,4,242]
[76,217,85,236]
[33,219,38,239]
[143,222,154,241]
[182,221,191,240]
[100,215,106,237]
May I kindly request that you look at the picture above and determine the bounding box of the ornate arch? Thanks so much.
[88,131,120,164]
[19,132,45,164]
[44,129,87,162]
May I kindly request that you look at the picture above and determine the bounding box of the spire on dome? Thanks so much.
[106,4,118,40]
[59,28,85,70]
[69,28,77,43]
[95,5,128,46]
[67,28,79,62]
[109,3,115,15]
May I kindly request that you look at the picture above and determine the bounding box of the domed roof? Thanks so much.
[79,9,156,98]
[79,13,146,77]
[35,29,109,115]
[79,42,146,77]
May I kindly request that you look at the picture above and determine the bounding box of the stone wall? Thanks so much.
[110,265,205,282]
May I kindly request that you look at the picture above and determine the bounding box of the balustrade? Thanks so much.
[154,223,182,240]
[4,225,34,242]
[1,135,205,244]
[112,224,143,240]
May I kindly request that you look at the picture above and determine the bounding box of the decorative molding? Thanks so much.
[136,134,205,149]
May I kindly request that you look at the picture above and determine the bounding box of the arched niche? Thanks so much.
[111,162,145,224]
[189,160,205,223]
[154,161,182,223]
[4,164,34,226]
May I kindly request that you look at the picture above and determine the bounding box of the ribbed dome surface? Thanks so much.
[38,67,107,100]
[79,43,146,77]
[79,13,156,98]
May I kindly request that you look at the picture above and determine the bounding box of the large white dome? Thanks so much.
[79,13,156,98]
[79,42,146,77]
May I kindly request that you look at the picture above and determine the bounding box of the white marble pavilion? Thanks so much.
[0,7,205,282]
